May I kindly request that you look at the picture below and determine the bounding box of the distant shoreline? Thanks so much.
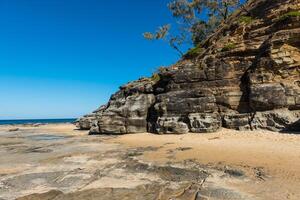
[0,118,76,126]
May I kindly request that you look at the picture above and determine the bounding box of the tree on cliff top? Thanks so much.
[144,0,246,56]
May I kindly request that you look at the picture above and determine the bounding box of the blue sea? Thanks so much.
[0,118,76,125]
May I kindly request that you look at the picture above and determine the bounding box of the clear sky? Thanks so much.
[0,0,181,119]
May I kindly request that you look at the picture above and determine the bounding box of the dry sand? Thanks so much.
[111,130,300,200]
[0,124,299,200]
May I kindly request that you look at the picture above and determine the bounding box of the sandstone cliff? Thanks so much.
[77,0,300,134]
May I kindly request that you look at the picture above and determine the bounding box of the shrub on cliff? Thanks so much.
[144,0,246,56]
[279,11,300,21]
[221,43,236,52]
[238,16,253,24]
[184,44,204,58]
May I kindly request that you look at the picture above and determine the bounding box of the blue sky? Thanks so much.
[0,0,182,119]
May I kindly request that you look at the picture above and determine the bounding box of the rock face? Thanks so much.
[77,0,300,134]
[81,79,156,134]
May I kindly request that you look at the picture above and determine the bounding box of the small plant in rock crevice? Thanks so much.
[151,73,161,83]
[221,43,237,52]
[238,16,253,24]
[279,11,300,21]
[184,45,204,58]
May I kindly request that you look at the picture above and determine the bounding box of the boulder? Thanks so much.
[222,113,252,131]
[156,117,189,134]
[251,109,300,131]
[188,113,221,133]
[76,115,95,130]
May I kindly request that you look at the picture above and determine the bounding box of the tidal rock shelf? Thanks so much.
[77,0,300,134]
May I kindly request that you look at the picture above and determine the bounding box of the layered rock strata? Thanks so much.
[77,0,300,134]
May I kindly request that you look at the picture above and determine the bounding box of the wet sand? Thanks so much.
[0,124,299,200]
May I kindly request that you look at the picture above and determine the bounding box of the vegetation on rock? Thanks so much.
[221,42,236,52]
[238,16,253,24]
[150,73,161,83]
[279,11,300,21]
[184,45,203,58]
[143,0,246,56]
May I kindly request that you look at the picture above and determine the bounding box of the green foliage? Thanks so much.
[184,45,203,58]
[144,0,245,56]
[151,73,161,83]
[221,43,236,52]
[279,11,300,21]
[238,16,253,24]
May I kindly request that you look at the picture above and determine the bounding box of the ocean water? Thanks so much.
[0,118,76,125]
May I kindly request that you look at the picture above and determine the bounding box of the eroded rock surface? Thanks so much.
[1,124,300,200]
[77,0,300,134]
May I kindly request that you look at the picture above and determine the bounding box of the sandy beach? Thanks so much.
[112,130,300,200]
[0,124,299,200]
[2,0,300,200]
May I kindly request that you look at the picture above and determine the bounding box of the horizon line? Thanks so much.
[0,118,78,121]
